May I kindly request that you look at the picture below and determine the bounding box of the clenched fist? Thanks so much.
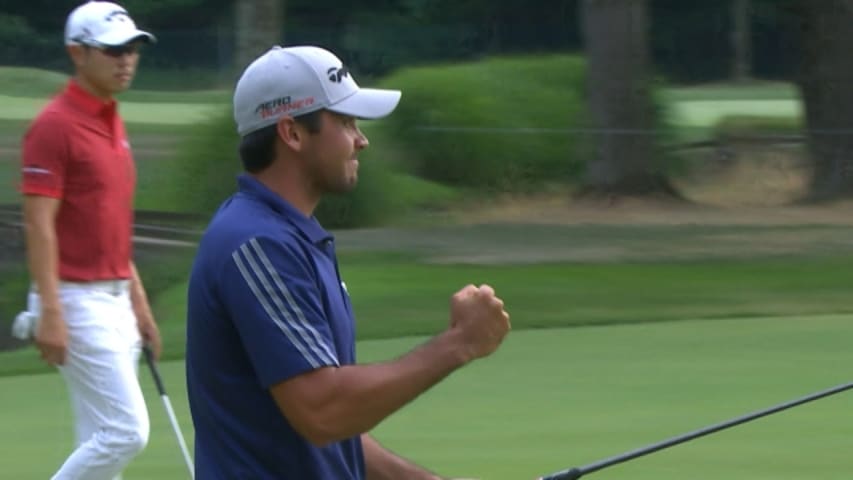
[449,284,511,361]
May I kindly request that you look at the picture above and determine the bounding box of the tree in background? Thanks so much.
[580,0,673,195]
[787,0,853,199]
[731,0,753,82]
[234,0,284,72]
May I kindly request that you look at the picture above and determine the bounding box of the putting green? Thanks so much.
[0,94,221,125]
[670,99,802,127]
[1,314,850,479]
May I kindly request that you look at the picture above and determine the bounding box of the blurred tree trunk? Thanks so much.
[731,0,752,82]
[580,0,673,196]
[234,0,284,72]
[793,0,853,198]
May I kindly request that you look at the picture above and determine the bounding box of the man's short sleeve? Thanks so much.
[221,236,339,388]
[21,113,69,198]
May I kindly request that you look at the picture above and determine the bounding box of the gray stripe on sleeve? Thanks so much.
[248,238,340,366]
[232,246,322,369]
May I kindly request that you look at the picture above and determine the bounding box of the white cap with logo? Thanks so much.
[233,46,402,137]
[65,1,156,47]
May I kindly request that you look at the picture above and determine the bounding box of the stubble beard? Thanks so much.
[311,161,358,196]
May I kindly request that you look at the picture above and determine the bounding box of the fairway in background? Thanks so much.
[0,67,229,103]
[671,99,802,128]
[0,67,68,99]
[0,94,220,125]
[1,315,850,479]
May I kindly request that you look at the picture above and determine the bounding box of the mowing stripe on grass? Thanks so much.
[0,95,220,125]
[671,99,802,127]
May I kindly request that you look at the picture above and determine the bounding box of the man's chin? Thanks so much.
[332,177,358,194]
[112,80,133,94]
[342,179,358,193]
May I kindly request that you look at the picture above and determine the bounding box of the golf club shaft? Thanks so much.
[142,346,195,479]
[160,393,196,478]
[541,381,853,480]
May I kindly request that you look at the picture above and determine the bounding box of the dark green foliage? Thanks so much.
[0,14,65,70]
[339,14,481,75]
[0,0,821,85]
[375,54,588,191]
[163,110,408,228]
[164,109,244,215]
[1,0,231,30]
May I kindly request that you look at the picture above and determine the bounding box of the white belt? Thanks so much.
[64,279,131,296]
[33,279,131,296]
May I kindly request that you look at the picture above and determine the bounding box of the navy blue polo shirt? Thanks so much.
[186,174,363,480]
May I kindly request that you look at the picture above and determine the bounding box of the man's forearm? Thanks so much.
[273,329,471,445]
[128,262,151,317]
[362,434,441,480]
[128,260,162,356]
[24,215,60,311]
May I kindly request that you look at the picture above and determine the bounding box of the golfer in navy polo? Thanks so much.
[186,45,512,479]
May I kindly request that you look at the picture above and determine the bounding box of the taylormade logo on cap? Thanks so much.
[233,46,402,137]
[65,1,156,47]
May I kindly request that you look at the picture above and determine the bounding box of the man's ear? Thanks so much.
[276,116,303,152]
[67,45,86,68]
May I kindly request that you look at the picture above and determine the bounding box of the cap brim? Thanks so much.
[328,88,401,120]
[94,29,156,47]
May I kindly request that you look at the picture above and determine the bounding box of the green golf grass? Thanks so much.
[670,99,802,128]
[1,314,850,479]
[661,82,798,102]
[0,94,220,125]
[1,71,838,478]
[5,251,853,377]
[0,67,230,104]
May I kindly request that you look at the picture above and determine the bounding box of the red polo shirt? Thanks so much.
[21,80,135,281]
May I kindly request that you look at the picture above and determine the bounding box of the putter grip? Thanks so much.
[142,346,167,396]
[540,468,583,480]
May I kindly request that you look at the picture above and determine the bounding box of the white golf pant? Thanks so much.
[29,281,150,480]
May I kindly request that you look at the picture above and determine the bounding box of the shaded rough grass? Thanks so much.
[713,114,803,139]
[6,251,853,376]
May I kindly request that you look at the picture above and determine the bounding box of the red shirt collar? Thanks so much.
[65,80,117,118]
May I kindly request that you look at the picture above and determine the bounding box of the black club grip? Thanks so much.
[540,468,584,480]
[142,345,167,396]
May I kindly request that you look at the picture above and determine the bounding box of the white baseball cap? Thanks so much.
[233,45,402,136]
[65,1,156,47]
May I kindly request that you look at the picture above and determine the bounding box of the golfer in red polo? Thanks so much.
[19,2,161,478]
